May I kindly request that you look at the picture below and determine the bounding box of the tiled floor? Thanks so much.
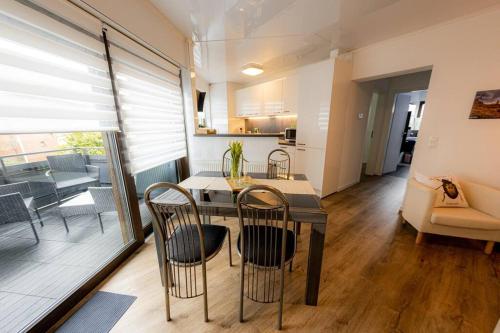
[0,207,129,333]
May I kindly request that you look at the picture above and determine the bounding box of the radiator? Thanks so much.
[191,160,268,175]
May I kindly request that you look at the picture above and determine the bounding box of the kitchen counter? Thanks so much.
[278,140,296,146]
[194,133,283,138]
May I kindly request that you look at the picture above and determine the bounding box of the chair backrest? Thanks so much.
[222,148,244,177]
[88,187,116,213]
[47,154,86,173]
[460,180,500,219]
[0,193,31,224]
[267,149,290,180]
[145,182,206,299]
[236,185,290,303]
[0,181,31,198]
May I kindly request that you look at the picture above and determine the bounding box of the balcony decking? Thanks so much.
[0,206,127,333]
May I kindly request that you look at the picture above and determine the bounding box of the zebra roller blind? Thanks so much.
[0,0,118,133]
[105,26,187,175]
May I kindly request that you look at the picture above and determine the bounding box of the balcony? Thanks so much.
[0,147,161,332]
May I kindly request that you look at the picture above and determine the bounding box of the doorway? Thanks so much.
[360,70,431,180]
[382,90,427,177]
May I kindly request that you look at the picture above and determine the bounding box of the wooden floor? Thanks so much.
[76,174,498,333]
[0,207,127,333]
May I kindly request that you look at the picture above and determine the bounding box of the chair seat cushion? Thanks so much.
[23,197,34,209]
[431,207,500,230]
[56,176,98,190]
[237,225,295,267]
[166,224,227,263]
[59,191,96,217]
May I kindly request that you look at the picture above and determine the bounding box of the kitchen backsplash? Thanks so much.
[244,117,296,133]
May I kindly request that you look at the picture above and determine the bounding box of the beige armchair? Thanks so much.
[402,178,500,254]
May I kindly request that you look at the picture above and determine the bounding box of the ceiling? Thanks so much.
[151,0,500,84]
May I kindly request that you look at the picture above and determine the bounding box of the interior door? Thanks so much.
[382,93,411,173]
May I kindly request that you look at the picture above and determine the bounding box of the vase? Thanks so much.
[230,157,240,179]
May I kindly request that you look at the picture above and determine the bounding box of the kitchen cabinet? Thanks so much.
[295,59,334,149]
[236,77,297,117]
[283,74,298,114]
[262,79,284,115]
[295,146,325,193]
[235,84,262,117]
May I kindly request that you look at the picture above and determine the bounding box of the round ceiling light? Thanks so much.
[241,63,264,76]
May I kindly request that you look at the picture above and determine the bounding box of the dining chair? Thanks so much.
[267,149,290,180]
[267,149,299,271]
[236,184,296,330]
[145,182,232,322]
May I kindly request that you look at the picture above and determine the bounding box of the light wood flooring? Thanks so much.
[70,174,499,332]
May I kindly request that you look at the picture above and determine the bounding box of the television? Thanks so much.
[196,90,206,112]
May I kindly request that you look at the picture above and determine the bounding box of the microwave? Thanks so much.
[284,128,296,142]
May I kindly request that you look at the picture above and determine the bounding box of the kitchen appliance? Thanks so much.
[284,128,296,142]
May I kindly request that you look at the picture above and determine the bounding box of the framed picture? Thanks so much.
[469,89,500,119]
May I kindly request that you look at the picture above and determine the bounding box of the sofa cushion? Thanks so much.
[414,173,469,208]
[431,208,500,230]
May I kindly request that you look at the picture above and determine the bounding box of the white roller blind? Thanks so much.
[0,0,118,133]
[106,27,187,175]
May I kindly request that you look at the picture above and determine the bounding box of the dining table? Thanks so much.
[153,171,328,306]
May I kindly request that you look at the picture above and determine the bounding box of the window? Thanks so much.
[0,1,118,134]
[105,26,187,176]
[0,1,188,330]
[104,26,186,228]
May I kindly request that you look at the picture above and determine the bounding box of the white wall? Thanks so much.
[188,136,281,175]
[195,76,211,127]
[74,0,188,67]
[209,83,229,133]
[351,6,500,188]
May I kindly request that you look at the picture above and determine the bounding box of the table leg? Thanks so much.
[305,223,326,306]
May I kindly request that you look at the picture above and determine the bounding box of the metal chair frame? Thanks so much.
[267,149,300,272]
[266,149,291,180]
[237,184,294,330]
[145,182,232,323]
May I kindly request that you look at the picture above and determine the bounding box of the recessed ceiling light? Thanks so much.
[239,7,244,11]
[241,63,264,76]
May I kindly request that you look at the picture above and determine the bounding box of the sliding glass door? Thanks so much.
[0,0,189,330]
[0,132,135,332]
[0,1,136,331]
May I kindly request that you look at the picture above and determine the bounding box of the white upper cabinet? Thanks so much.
[283,74,298,114]
[236,77,297,117]
[262,79,284,115]
[235,84,262,117]
[295,59,334,149]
